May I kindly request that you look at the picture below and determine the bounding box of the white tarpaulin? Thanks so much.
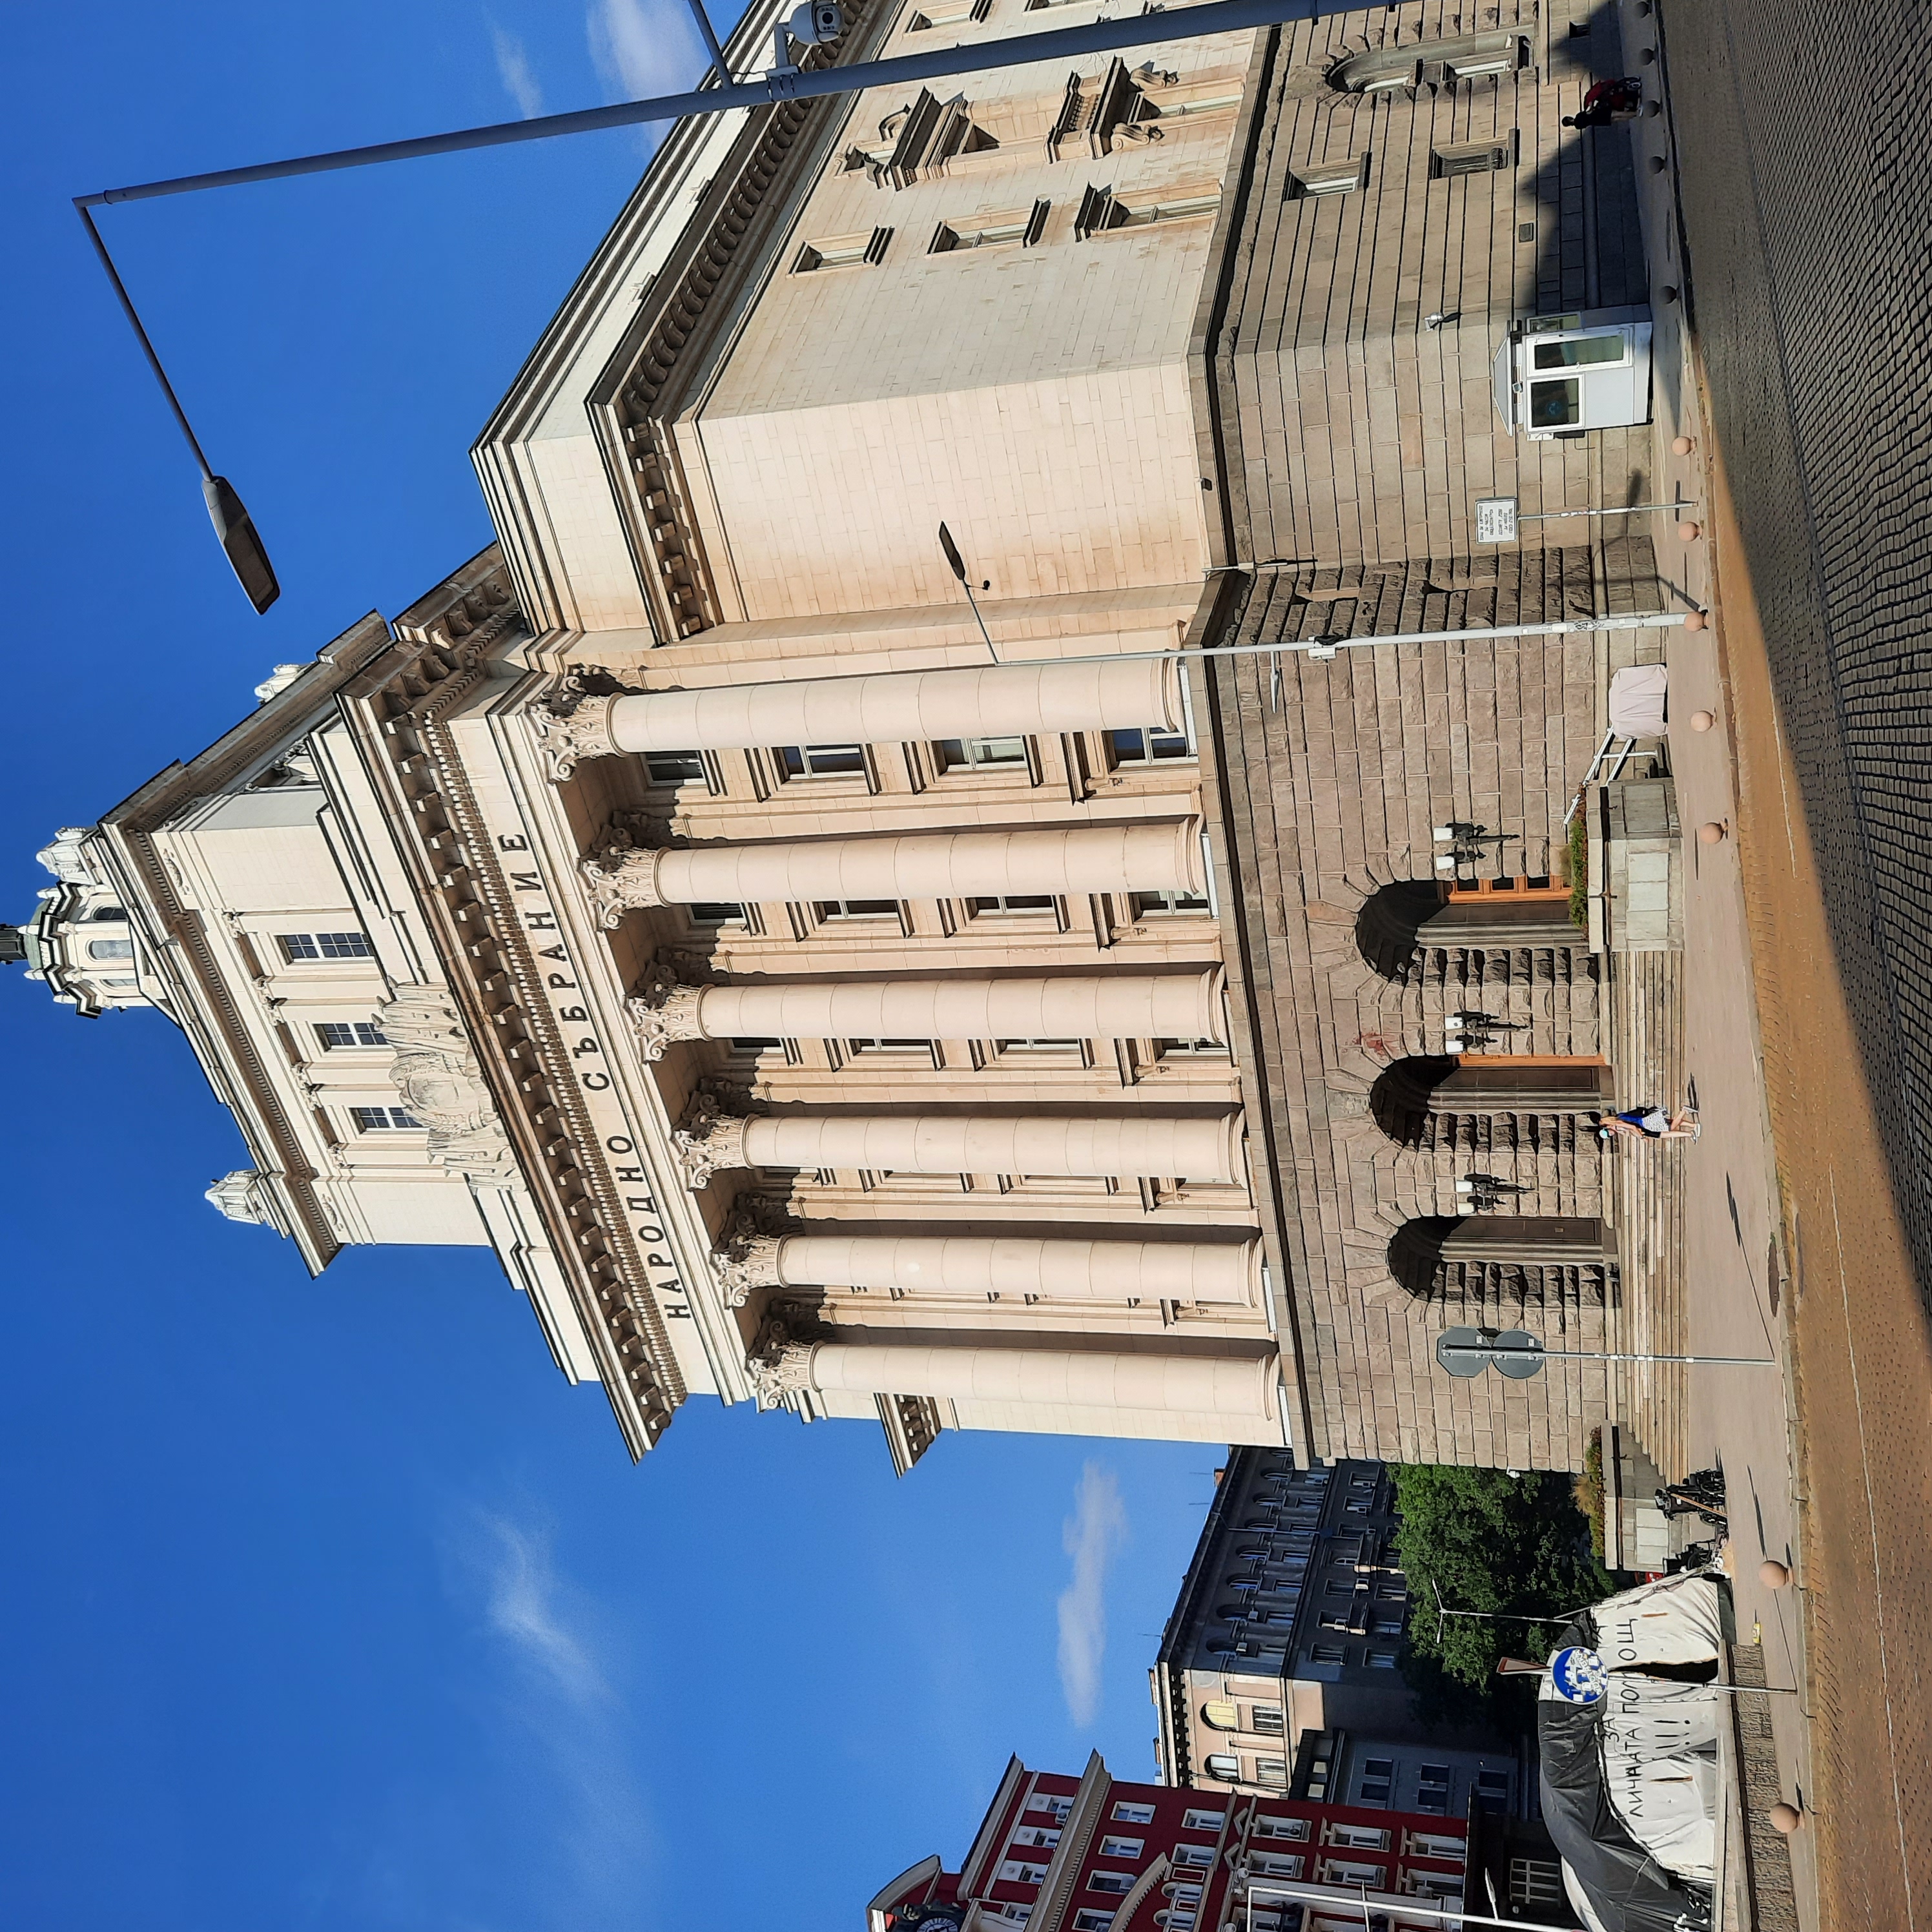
[1590,1572,1729,1671]
[1596,1674,1721,1882]
[1608,663,1669,736]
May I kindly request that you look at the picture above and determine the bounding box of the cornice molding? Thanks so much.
[340,568,688,1455]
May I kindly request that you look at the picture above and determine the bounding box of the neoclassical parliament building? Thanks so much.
[8,0,1687,1475]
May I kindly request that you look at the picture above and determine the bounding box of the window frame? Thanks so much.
[792,227,894,272]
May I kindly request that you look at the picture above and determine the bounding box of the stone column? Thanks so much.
[675,1108,1242,1186]
[754,1335,1277,1419]
[586,818,1205,923]
[534,657,1182,776]
[627,968,1226,1056]
[710,1228,1262,1306]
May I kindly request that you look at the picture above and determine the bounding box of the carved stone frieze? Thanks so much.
[529,692,622,783]
[670,1089,750,1188]
[378,985,521,1185]
[623,960,708,1060]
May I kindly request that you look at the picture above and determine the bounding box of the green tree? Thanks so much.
[1391,1464,1615,1716]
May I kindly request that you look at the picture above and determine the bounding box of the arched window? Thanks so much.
[1387,1215,1616,1304]
[1355,879,1582,981]
[1201,1699,1240,1730]
[1328,29,1527,92]
[90,905,126,921]
[1369,1056,1610,1146]
[87,938,134,961]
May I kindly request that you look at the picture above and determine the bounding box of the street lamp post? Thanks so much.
[76,207,280,613]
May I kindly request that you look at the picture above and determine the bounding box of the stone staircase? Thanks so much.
[1605,948,1690,1480]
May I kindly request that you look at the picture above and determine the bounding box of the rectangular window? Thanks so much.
[1528,378,1582,428]
[1250,1852,1304,1879]
[1072,1915,1115,1932]
[1288,154,1370,199]
[350,1106,420,1131]
[1405,1831,1466,1860]
[1318,1860,1389,1889]
[1098,1836,1143,1860]
[1250,1703,1285,1735]
[1182,1809,1225,1832]
[778,743,867,779]
[1000,1860,1050,1885]
[1172,1845,1215,1870]
[279,930,372,963]
[815,900,901,920]
[1075,181,1222,238]
[1111,1802,1155,1825]
[688,901,746,925]
[1255,1758,1288,1787]
[907,0,988,25]
[1509,1858,1564,1906]
[1533,333,1630,371]
[1011,1827,1062,1850]
[644,749,706,784]
[971,894,1056,915]
[1419,1764,1451,1786]
[1357,1756,1394,1804]
[729,1037,783,1053]
[1310,1643,1346,1665]
[1254,1815,1310,1842]
[937,735,1028,770]
[1327,1824,1390,1851]
[1476,1769,1510,1800]
[1430,132,1517,178]
[1130,889,1211,917]
[1367,1649,1401,1669]
[1156,1037,1226,1057]
[1107,724,1191,765]
[930,201,1051,251]
[316,1020,387,1049]
[996,1038,1084,1053]
[1031,1794,1076,1820]
[1087,1872,1135,1895]
[792,227,893,272]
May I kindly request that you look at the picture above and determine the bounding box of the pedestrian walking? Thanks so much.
[1564,76,1644,129]
[1599,1105,1700,1142]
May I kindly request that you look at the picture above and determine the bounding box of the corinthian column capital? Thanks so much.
[581,821,669,929]
[624,963,708,1060]
[671,1091,750,1187]
[745,1341,819,1409]
[529,690,622,783]
[712,1210,787,1307]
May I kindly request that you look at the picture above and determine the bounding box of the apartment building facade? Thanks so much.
[868,1753,1477,1932]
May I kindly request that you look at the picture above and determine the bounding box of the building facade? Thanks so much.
[8,0,1687,1474]
[868,1754,1481,1932]
[1152,1446,1526,1825]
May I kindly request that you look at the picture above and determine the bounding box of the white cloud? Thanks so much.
[588,0,708,104]
[447,1509,653,1926]
[476,1512,608,1709]
[491,25,546,120]
[1056,1462,1127,1729]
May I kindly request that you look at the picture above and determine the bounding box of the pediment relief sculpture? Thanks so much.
[378,985,520,1185]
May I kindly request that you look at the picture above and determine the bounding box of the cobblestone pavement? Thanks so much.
[1649,1,1932,1925]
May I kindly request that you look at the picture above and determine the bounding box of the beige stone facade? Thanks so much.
[11,0,1686,1473]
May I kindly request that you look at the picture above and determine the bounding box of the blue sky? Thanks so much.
[1,6,1222,1927]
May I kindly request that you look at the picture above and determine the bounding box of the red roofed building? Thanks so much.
[869,1754,1473,1932]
